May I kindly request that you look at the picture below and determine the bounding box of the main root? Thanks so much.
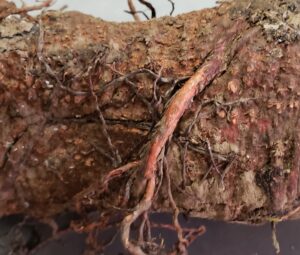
[93,20,254,254]
[36,10,253,254]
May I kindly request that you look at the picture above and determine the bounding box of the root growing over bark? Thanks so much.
[93,20,254,254]
[2,0,300,254]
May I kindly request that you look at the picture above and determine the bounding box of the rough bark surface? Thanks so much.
[1,0,300,235]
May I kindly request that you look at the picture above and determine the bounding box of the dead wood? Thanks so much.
[1,0,300,253]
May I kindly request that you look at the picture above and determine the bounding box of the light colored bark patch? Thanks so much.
[240,171,267,209]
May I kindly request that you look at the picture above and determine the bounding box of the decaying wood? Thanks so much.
[1,0,300,253]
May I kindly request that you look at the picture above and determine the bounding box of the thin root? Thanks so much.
[102,160,142,190]
[0,0,53,20]
[89,76,122,167]
[164,157,189,254]
[271,222,280,255]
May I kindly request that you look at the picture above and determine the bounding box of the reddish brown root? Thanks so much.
[121,177,156,255]
[117,20,251,254]
[164,157,189,254]
[142,22,248,180]
[102,160,142,190]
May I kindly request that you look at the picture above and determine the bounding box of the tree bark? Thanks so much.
[1,0,300,231]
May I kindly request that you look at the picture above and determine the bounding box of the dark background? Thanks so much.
[1,213,300,255]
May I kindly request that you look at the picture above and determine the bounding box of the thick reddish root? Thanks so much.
[121,177,156,255]
[119,20,250,254]
[144,21,245,179]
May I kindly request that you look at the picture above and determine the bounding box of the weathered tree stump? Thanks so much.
[1,0,300,253]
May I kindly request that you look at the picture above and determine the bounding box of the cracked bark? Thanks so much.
[1,0,300,241]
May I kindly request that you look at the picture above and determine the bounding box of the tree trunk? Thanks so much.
[1,0,300,244]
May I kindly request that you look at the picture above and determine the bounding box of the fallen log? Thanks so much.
[0,0,300,253]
